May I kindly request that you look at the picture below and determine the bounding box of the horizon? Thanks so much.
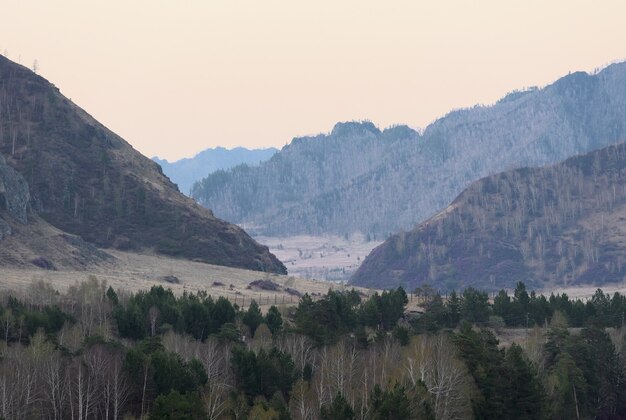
[138,58,626,162]
[2,1,626,160]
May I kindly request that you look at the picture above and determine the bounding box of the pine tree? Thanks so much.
[320,393,355,420]
[503,343,544,419]
[243,300,263,336]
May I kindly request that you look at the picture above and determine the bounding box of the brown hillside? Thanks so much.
[0,211,114,270]
[351,142,626,291]
[0,55,285,273]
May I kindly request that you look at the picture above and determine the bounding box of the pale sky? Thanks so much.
[1,1,625,161]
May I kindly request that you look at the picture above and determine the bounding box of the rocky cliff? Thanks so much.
[0,153,30,239]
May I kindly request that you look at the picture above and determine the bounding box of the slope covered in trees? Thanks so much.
[153,146,277,196]
[0,55,285,273]
[192,62,626,237]
[352,141,626,291]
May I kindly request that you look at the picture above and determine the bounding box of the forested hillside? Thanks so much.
[153,146,277,196]
[1,278,625,419]
[192,63,626,237]
[0,55,285,273]
[352,141,626,291]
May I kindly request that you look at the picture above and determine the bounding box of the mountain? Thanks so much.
[153,147,277,196]
[192,63,626,238]
[0,55,285,274]
[351,142,626,291]
[0,151,112,269]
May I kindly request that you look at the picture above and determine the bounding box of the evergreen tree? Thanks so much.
[503,343,544,419]
[460,288,490,323]
[265,305,283,335]
[451,323,506,418]
[320,393,355,420]
[445,290,461,327]
[243,300,263,336]
[150,390,206,420]
[370,384,412,420]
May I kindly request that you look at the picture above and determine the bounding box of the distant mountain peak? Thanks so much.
[331,121,381,137]
[382,124,419,140]
[153,146,278,196]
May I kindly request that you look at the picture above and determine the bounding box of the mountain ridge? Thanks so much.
[192,62,626,238]
[153,146,277,196]
[0,55,285,274]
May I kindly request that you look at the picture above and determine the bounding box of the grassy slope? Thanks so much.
[0,249,370,307]
[0,55,285,274]
[352,142,626,292]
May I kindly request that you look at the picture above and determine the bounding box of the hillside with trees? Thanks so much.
[352,141,626,291]
[153,146,277,196]
[192,62,626,238]
[1,278,625,419]
[0,55,285,273]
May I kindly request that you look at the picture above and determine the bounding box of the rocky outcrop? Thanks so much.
[0,219,10,240]
[0,152,30,240]
[0,153,29,224]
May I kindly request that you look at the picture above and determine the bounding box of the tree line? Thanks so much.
[0,277,626,418]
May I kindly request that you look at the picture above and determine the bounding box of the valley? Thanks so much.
[254,234,382,282]
[3,3,626,418]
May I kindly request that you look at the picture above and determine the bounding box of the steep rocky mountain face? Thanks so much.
[351,142,626,291]
[0,155,30,241]
[192,63,626,238]
[0,151,112,269]
[153,146,277,196]
[0,55,285,273]
[0,152,30,239]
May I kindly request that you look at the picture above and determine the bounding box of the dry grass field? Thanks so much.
[0,250,373,308]
[255,234,382,281]
[535,283,626,300]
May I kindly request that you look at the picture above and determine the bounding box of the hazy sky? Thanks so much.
[2,1,626,161]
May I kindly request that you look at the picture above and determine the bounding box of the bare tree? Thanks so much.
[203,382,228,420]
[148,306,159,337]
[0,346,37,419]
[277,333,315,379]
[41,350,68,420]
[404,335,472,419]
[98,350,129,420]
[1,308,13,345]
[289,378,315,420]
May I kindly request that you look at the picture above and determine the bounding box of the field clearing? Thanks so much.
[0,250,373,307]
[255,234,382,281]
[538,283,626,300]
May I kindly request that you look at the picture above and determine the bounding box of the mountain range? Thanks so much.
[192,63,626,238]
[351,141,626,291]
[0,55,285,273]
[153,147,277,196]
